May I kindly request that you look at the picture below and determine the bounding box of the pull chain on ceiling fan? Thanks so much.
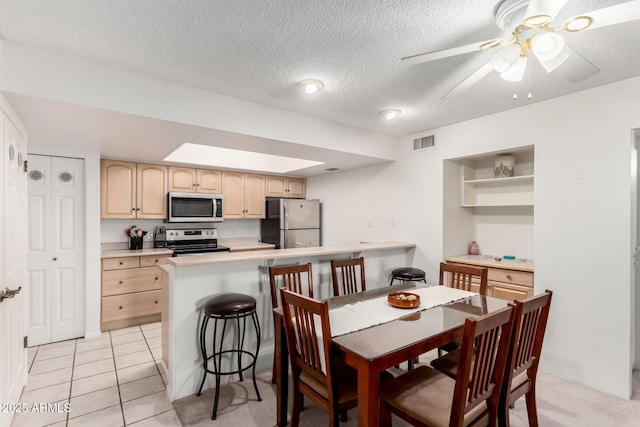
[400,0,640,99]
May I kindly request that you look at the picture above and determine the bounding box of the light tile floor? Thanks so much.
[12,322,181,427]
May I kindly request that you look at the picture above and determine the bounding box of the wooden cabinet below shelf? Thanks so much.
[445,258,534,301]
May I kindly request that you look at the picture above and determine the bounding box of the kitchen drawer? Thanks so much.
[101,290,162,322]
[489,281,533,301]
[102,257,140,270]
[488,268,533,287]
[102,267,161,296]
[139,255,168,267]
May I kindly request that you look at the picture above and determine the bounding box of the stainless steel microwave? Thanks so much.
[167,192,223,222]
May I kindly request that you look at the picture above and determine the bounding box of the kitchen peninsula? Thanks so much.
[159,241,416,401]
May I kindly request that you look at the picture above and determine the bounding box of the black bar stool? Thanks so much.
[197,293,262,420]
[388,267,427,286]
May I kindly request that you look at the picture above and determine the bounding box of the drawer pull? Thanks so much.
[119,306,123,310]
[155,259,159,263]
[154,300,158,304]
[119,281,123,284]
[119,261,123,265]
[506,274,512,280]
[155,277,159,281]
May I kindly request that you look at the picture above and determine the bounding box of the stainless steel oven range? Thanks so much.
[154,227,230,256]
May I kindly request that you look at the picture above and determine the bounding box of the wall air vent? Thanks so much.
[413,135,435,151]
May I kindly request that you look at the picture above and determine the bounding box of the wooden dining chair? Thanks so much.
[437,262,489,356]
[439,262,488,295]
[269,263,314,383]
[431,290,553,427]
[330,256,366,297]
[380,304,516,427]
[279,288,359,427]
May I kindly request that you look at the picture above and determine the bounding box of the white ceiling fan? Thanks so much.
[401,0,640,98]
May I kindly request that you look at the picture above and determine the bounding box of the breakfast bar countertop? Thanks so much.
[165,241,416,268]
[445,254,534,272]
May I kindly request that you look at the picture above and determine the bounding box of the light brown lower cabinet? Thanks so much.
[101,255,167,331]
[447,261,533,301]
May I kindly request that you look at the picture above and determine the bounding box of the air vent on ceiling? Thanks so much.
[413,135,435,151]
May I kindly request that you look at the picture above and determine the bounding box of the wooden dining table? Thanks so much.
[274,282,508,427]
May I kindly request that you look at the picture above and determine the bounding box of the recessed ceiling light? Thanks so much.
[380,109,401,120]
[297,79,324,95]
[164,143,324,174]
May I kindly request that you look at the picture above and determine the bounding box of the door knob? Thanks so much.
[0,286,22,303]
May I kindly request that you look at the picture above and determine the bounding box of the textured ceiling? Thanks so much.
[0,0,639,139]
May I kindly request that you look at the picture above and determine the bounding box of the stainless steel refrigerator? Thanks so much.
[261,198,320,249]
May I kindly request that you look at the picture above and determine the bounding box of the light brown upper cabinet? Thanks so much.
[265,175,306,199]
[101,160,168,219]
[222,172,265,219]
[168,167,222,193]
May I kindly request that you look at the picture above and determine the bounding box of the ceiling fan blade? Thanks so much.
[572,0,640,31]
[554,45,599,83]
[443,62,494,99]
[524,0,570,22]
[399,39,504,66]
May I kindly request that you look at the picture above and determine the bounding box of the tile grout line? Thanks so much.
[65,339,78,427]
[111,328,128,427]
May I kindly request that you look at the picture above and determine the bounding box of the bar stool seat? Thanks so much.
[389,267,427,286]
[197,293,262,420]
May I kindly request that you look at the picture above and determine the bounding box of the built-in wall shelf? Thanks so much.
[462,174,534,207]
[442,145,535,259]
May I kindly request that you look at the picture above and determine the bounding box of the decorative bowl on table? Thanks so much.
[387,292,421,309]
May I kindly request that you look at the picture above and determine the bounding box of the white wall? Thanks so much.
[309,76,640,398]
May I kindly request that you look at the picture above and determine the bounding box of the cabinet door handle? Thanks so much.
[119,306,123,310]
[154,300,158,304]
[52,257,57,261]
[155,277,159,281]
[119,281,123,284]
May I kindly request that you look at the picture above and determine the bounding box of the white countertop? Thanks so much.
[165,241,416,267]
[445,254,534,272]
[101,247,174,259]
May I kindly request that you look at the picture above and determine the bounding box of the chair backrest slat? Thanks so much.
[280,288,335,396]
[508,290,553,383]
[330,257,366,297]
[269,263,314,309]
[450,304,516,426]
[439,262,488,295]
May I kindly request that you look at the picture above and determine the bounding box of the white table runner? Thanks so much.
[329,286,476,337]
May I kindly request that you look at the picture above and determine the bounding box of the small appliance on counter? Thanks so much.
[261,198,320,249]
[154,226,229,256]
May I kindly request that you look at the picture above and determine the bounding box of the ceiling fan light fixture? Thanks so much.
[523,14,552,28]
[490,43,522,73]
[531,33,565,61]
[380,109,401,120]
[500,56,527,82]
[563,16,593,32]
[297,79,324,95]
